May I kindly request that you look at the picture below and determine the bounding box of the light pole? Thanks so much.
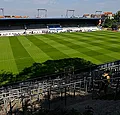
[95,11,102,18]
[0,8,4,16]
[66,9,75,18]
[37,9,47,18]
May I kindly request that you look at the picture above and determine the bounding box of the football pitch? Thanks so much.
[0,31,120,73]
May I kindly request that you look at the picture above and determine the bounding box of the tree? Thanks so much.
[102,10,120,29]
[114,11,120,22]
[102,18,113,28]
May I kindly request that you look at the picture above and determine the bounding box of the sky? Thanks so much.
[0,0,119,18]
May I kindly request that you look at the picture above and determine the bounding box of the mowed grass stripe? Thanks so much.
[55,32,118,54]
[26,35,69,60]
[66,32,120,62]
[70,31,103,39]
[48,33,99,52]
[61,33,108,49]
[53,33,118,62]
[41,34,101,64]
[49,33,118,63]
[59,32,109,47]
[41,34,90,52]
[54,33,97,48]
[60,32,104,46]
[71,31,120,42]
[17,36,52,62]
[9,36,34,72]
[0,37,18,73]
[35,35,81,56]
[83,32,120,52]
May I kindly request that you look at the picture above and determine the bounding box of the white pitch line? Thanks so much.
[26,43,32,48]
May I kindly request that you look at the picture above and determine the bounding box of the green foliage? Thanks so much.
[114,11,120,22]
[0,71,15,86]
[0,58,95,86]
[18,58,95,78]
[103,10,120,28]
[103,18,114,28]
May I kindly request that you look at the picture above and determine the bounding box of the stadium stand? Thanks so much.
[47,24,63,33]
[0,18,101,36]
[0,26,100,36]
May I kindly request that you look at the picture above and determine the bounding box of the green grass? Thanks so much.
[0,31,120,73]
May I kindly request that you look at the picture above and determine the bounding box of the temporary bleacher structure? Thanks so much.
[0,60,120,114]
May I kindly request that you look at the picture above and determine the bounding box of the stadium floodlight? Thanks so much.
[37,9,47,18]
[66,9,75,18]
[95,11,102,18]
[95,11,102,14]
[0,8,4,16]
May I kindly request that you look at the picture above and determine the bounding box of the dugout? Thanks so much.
[0,18,100,30]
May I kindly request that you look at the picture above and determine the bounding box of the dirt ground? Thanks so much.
[67,98,120,115]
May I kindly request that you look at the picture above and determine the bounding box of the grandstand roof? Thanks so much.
[0,17,100,30]
[0,17,100,20]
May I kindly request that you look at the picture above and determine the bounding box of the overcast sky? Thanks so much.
[0,0,119,18]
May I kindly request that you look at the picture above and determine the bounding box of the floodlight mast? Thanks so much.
[37,9,47,18]
[95,11,102,18]
[0,8,4,16]
[66,9,75,18]
[95,11,102,14]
